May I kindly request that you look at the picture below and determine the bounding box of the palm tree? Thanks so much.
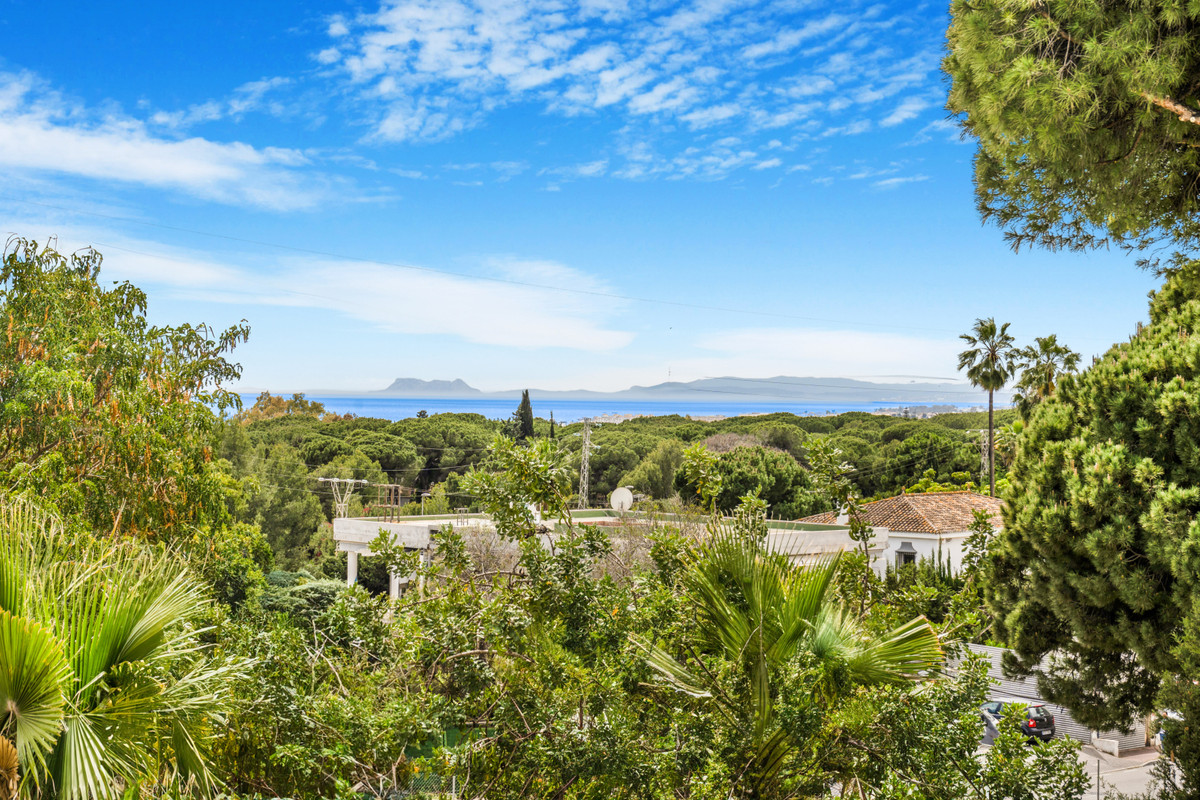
[631,532,942,797]
[0,498,235,799]
[958,318,1018,497]
[1013,335,1080,415]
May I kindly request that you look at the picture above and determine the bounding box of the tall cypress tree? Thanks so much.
[549,410,556,440]
[516,390,534,441]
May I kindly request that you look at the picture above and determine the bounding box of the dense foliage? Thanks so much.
[0,238,247,539]
[0,239,1099,799]
[945,0,1200,262]
[989,266,1200,790]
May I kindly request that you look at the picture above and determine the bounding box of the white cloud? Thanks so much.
[247,259,634,351]
[905,117,961,146]
[778,75,836,97]
[0,72,334,210]
[741,14,849,61]
[682,102,741,128]
[327,0,946,178]
[693,327,962,378]
[819,119,870,137]
[848,165,897,179]
[873,174,928,189]
[543,159,609,179]
[29,225,636,352]
[148,76,295,130]
[752,157,782,170]
[881,95,931,127]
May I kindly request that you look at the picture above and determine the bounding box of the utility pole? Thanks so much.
[317,477,367,518]
[578,418,593,508]
[968,429,989,489]
[321,477,368,588]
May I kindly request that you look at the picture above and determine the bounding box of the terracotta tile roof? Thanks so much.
[796,491,1003,534]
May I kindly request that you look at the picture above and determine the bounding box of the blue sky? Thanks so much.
[0,0,1157,393]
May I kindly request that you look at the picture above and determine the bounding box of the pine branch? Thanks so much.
[1096,128,1143,165]
[1140,92,1200,126]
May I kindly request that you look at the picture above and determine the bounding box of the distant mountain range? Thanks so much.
[376,376,1000,405]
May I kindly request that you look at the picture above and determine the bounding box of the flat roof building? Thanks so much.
[333,508,889,596]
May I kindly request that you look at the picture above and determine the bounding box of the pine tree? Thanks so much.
[549,410,556,439]
[515,390,534,442]
[944,1,1200,265]
[986,265,1200,743]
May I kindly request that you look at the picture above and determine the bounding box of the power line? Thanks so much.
[233,452,486,477]
[250,479,480,504]
[839,439,973,481]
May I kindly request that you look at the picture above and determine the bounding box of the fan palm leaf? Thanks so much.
[634,531,943,794]
[0,496,232,799]
[0,610,70,775]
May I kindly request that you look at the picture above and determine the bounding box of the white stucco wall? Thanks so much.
[880,531,970,572]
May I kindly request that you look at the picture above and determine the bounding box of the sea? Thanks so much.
[238,395,983,424]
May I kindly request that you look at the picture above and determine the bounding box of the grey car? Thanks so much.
[981,699,1056,742]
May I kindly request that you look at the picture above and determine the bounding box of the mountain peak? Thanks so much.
[380,378,482,395]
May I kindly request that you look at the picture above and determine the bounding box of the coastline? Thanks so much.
[237,394,993,424]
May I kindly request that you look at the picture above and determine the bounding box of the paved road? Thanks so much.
[1079,745,1163,797]
[977,739,1164,797]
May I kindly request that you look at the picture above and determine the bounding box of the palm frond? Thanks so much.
[0,497,228,799]
[843,615,944,685]
[115,569,208,665]
[628,635,711,698]
[170,719,218,797]
[52,715,124,800]
[0,496,60,617]
[770,554,841,663]
[0,610,70,773]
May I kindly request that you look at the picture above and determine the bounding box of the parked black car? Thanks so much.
[980,699,1056,742]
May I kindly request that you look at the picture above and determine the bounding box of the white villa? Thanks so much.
[797,490,1003,572]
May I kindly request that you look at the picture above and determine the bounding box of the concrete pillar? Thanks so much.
[417,548,430,594]
[347,550,358,586]
[389,571,400,600]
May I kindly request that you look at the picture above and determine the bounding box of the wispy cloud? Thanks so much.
[904,117,962,146]
[873,174,928,189]
[148,76,296,129]
[881,95,932,127]
[694,327,962,378]
[542,159,609,181]
[0,71,340,210]
[325,0,945,179]
[22,223,636,351]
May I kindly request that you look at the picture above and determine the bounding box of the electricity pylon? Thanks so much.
[317,477,367,518]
